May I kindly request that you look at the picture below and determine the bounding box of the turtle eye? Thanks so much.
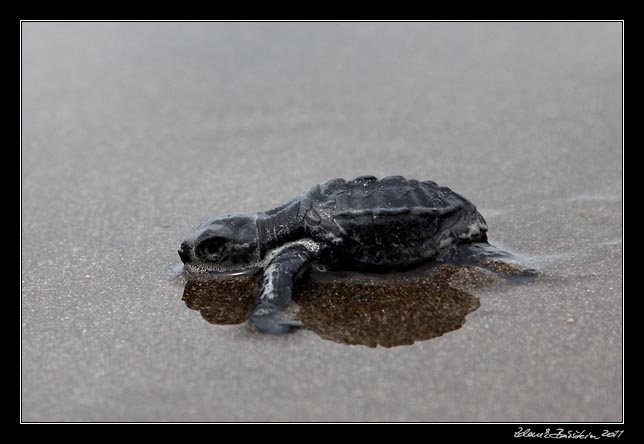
[198,237,225,258]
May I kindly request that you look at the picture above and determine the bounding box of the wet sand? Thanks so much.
[182,264,490,348]
[21,22,622,421]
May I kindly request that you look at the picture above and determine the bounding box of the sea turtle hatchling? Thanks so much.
[178,176,534,334]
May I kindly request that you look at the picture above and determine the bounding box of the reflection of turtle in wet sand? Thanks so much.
[178,176,535,334]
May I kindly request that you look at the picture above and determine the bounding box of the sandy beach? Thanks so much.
[21,22,622,422]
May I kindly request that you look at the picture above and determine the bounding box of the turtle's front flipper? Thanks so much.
[249,242,320,334]
[443,242,539,278]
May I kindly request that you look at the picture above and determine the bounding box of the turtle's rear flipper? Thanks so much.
[445,242,539,279]
[249,242,319,334]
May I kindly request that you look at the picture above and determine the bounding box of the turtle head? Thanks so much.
[179,213,261,272]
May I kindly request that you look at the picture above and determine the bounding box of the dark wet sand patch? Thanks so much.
[183,277,257,325]
[182,264,504,348]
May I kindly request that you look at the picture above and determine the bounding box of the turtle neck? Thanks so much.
[256,200,305,259]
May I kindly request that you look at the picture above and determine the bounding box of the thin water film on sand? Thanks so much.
[181,262,522,348]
